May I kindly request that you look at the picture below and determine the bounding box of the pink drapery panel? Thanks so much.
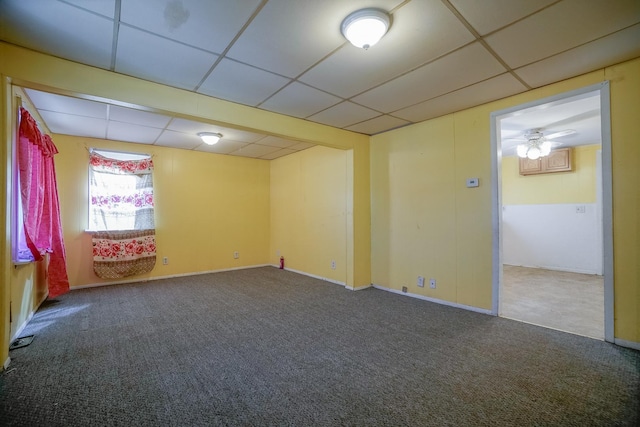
[18,107,70,298]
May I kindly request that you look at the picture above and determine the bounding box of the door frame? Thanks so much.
[489,82,614,343]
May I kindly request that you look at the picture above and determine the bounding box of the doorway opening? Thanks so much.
[490,82,613,342]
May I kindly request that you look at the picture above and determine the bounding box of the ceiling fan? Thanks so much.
[505,128,576,160]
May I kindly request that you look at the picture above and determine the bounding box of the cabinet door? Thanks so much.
[519,157,543,175]
[544,148,572,172]
[519,148,572,175]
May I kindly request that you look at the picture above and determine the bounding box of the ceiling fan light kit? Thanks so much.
[341,8,391,49]
[517,131,552,160]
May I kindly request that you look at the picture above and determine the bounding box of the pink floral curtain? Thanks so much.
[89,153,156,279]
[18,107,70,298]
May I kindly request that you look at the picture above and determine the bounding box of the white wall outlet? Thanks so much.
[162,257,168,265]
[429,278,436,289]
[576,205,586,214]
[417,276,425,287]
[276,250,280,257]
[466,178,479,188]
[331,260,336,270]
[233,251,239,259]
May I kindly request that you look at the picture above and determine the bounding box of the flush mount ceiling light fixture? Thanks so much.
[197,132,222,145]
[516,131,551,160]
[341,8,391,50]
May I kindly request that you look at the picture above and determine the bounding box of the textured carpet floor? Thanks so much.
[1,267,638,426]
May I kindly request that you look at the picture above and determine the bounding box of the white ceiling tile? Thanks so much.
[115,25,218,90]
[227,0,401,77]
[107,121,162,144]
[217,128,266,143]
[195,140,249,155]
[228,144,280,158]
[120,0,260,53]
[40,111,107,139]
[299,0,474,97]
[166,118,224,134]
[25,89,107,119]
[166,118,265,142]
[393,73,528,122]
[345,115,409,135]
[260,82,341,118]
[255,136,298,148]
[515,24,640,88]
[64,0,116,18]
[485,0,640,68]
[260,148,297,160]
[352,42,506,113]
[449,0,557,35]
[308,102,381,128]
[0,1,114,69]
[154,129,202,149]
[288,142,315,151]
[109,105,171,128]
[198,59,291,106]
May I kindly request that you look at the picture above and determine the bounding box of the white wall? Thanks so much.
[502,203,602,275]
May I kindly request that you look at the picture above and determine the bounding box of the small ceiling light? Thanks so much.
[198,132,222,145]
[341,8,391,50]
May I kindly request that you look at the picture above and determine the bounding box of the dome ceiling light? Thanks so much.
[197,132,222,145]
[341,8,391,50]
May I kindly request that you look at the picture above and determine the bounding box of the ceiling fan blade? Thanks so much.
[545,129,576,139]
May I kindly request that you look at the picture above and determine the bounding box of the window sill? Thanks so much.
[13,260,34,267]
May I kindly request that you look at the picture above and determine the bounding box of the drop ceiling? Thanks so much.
[1,0,639,159]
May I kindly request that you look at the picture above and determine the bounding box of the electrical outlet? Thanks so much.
[276,250,280,257]
[162,257,168,265]
[417,276,425,287]
[576,205,586,214]
[331,260,336,270]
[233,251,239,259]
[429,278,436,289]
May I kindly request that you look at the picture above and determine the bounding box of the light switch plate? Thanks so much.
[466,178,479,188]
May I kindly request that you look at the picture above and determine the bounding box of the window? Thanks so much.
[88,149,154,232]
[12,107,32,262]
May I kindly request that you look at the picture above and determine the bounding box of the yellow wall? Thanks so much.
[55,135,270,286]
[270,145,348,284]
[371,112,494,309]
[10,261,47,339]
[502,144,601,205]
[1,74,11,364]
[371,59,640,343]
[606,59,640,343]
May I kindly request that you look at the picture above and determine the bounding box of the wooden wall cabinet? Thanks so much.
[519,148,572,176]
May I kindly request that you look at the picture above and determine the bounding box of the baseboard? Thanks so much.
[10,288,49,342]
[275,265,347,287]
[72,264,272,290]
[614,338,640,351]
[3,356,10,371]
[345,284,372,291]
[371,284,493,315]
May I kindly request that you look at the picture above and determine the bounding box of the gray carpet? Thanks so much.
[1,267,638,426]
